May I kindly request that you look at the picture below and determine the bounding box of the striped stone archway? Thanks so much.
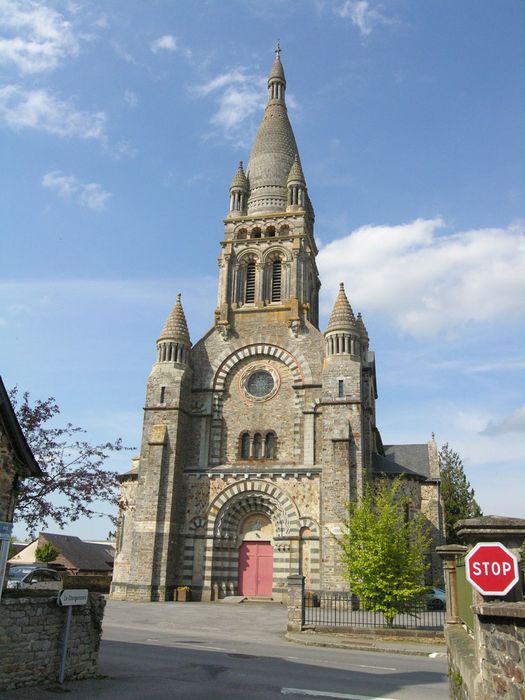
[201,480,301,601]
[212,343,312,391]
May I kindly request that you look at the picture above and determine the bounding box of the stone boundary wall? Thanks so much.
[0,593,106,691]
[446,604,525,700]
[438,516,525,700]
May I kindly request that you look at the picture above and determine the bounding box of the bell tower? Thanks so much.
[215,46,320,337]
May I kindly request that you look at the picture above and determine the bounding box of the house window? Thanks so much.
[245,262,256,303]
[271,260,282,302]
[338,380,344,398]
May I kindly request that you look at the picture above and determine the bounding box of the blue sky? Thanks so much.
[1,0,524,541]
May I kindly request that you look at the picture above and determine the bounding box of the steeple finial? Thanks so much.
[275,41,281,60]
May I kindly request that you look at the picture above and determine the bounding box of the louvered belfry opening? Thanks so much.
[245,262,256,303]
[271,260,282,302]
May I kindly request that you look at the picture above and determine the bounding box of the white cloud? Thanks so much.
[194,69,266,145]
[317,219,525,338]
[481,405,525,436]
[0,85,106,139]
[336,1,393,37]
[42,170,111,210]
[0,0,80,74]
[77,182,111,210]
[124,89,137,108]
[151,34,177,53]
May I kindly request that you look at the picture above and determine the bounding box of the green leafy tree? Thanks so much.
[35,542,60,564]
[8,536,18,559]
[439,443,482,544]
[338,477,431,626]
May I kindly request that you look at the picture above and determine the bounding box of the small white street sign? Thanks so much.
[57,589,89,606]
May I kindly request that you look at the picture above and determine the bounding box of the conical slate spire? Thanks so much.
[246,46,301,215]
[326,283,356,333]
[158,293,191,345]
[230,160,248,191]
[287,153,305,185]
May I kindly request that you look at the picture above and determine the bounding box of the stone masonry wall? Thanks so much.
[477,604,525,700]
[0,593,106,691]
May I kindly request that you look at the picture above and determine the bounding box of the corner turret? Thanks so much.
[286,153,307,212]
[324,282,360,357]
[156,293,191,366]
[227,161,248,217]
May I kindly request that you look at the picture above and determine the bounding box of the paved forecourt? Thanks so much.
[3,600,449,700]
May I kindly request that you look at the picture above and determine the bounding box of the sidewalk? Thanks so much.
[285,628,447,658]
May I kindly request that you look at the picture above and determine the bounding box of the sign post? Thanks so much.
[57,589,89,684]
[465,542,520,596]
[0,521,13,602]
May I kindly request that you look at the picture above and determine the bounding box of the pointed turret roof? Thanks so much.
[158,294,191,345]
[356,312,368,339]
[287,153,305,185]
[230,160,248,191]
[246,46,301,215]
[326,283,356,334]
[268,42,286,83]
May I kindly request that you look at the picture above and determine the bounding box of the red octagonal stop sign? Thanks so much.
[465,542,520,596]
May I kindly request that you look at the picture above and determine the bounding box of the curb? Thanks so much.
[285,632,446,658]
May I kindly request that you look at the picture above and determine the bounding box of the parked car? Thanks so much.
[425,587,446,610]
[5,566,63,591]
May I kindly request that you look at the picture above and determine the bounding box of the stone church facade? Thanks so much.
[111,49,443,603]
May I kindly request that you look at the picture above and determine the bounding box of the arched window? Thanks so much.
[271,260,282,302]
[265,432,276,459]
[253,433,262,459]
[240,432,250,459]
[245,262,255,303]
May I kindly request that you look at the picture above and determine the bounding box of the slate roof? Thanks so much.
[373,443,432,481]
[0,375,42,477]
[40,533,114,572]
[372,451,425,481]
[384,444,431,478]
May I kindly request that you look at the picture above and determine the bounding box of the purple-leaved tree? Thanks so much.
[10,387,132,537]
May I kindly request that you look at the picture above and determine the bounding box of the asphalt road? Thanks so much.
[3,600,449,700]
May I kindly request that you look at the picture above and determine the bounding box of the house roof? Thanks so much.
[0,375,42,477]
[40,532,114,571]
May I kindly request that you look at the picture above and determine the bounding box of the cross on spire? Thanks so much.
[275,41,281,60]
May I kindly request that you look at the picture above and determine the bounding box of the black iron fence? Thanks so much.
[303,591,445,630]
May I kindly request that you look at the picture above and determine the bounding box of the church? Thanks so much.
[111,49,443,603]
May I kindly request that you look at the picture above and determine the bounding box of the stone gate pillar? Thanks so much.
[287,574,305,632]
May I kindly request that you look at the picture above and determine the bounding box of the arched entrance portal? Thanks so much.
[238,514,273,597]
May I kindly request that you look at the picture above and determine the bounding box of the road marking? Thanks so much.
[356,664,397,671]
[281,689,400,700]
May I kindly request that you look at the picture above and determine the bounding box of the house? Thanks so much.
[8,532,114,576]
[0,376,42,595]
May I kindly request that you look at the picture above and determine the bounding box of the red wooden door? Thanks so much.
[238,542,273,596]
